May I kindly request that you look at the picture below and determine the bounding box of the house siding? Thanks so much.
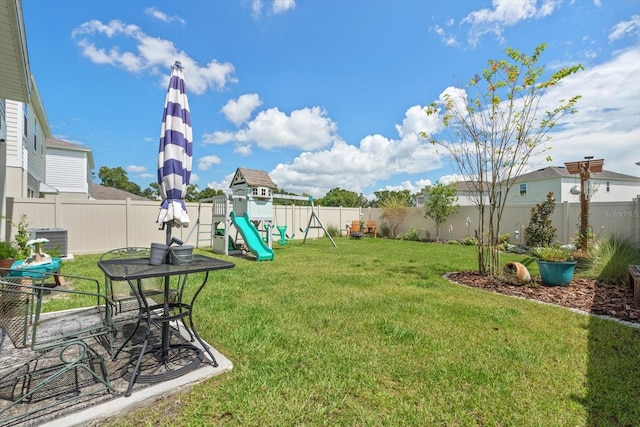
[507,178,563,204]
[46,148,88,193]
[4,99,48,197]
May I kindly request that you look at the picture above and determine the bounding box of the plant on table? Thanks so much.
[2,214,31,259]
[0,241,18,260]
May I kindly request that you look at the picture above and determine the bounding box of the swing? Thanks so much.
[272,203,288,245]
[286,200,295,239]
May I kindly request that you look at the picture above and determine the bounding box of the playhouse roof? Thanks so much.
[230,168,278,189]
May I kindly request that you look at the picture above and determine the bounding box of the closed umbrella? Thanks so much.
[157,61,192,245]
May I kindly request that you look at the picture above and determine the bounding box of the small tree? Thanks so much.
[378,192,412,238]
[422,43,582,275]
[423,182,459,241]
[525,191,557,247]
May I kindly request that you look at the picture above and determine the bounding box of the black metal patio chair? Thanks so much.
[0,272,117,424]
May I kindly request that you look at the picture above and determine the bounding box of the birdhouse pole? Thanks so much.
[564,157,604,253]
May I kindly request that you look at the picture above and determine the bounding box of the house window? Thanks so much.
[606,181,610,192]
[33,123,37,150]
[519,183,527,196]
[23,105,28,137]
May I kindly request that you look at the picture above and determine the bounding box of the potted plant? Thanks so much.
[0,241,18,275]
[534,246,577,286]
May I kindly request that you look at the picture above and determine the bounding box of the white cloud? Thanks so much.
[203,106,338,151]
[234,145,253,156]
[268,106,444,197]
[144,7,186,24]
[251,0,295,18]
[430,24,458,47]
[72,19,236,95]
[206,172,235,192]
[437,174,466,185]
[127,165,147,173]
[190,173,200,184]
[272,0,295,14]
[415,178,433,188]
[221,94,262,126]
[138,173,154,180]
[197,155,222,171]
[462,0,560,46]
[609,15,640,42]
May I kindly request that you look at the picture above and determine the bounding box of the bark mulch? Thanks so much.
[447,271,640,325]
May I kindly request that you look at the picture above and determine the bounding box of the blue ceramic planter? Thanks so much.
[536,259,577,286]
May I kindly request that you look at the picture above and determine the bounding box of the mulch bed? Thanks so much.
[447,271,640,325]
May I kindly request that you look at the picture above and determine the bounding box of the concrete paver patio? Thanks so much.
[0,309,232,426]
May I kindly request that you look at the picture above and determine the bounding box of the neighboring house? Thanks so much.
[508,166,640,204]
[45,138,94,199]
[430,167,640,207]
[89,183,149,201]
[452,181,489,206]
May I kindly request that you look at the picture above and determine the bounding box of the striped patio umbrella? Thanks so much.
[157,61,192,244]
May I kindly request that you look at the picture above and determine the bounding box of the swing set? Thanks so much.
[272,194,337,247]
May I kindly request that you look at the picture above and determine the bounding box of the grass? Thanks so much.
[48,238,640,426]
[585,234,640,285]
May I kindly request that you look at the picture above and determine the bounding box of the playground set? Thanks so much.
[192,168,336,261]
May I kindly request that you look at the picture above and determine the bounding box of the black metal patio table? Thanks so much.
[98,253,235,397]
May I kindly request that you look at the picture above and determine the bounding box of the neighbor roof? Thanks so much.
[230,168,278,189]
[515,166,640,182]
[90,183,148,201]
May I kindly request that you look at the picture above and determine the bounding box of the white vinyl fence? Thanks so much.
[3,196,639,255]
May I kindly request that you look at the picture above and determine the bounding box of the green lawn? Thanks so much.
[56,238,640,426]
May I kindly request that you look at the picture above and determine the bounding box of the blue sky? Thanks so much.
[22,0,640,198]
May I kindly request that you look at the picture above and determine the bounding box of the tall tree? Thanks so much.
[141,182,160,200]
[373,190,412,207]
[422,44,582,275]
[319,187,366,207]
[193,187,225,201]
[98,166,142,196]
[423,182,459,241]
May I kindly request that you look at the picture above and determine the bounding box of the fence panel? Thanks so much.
[3,196,638,255]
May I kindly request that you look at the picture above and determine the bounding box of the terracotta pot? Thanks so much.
[0,258,15,276]
[502,261,531,283]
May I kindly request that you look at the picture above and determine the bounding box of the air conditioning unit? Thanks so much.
[28,228,68,257]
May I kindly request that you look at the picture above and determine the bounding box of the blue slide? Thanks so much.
[230,211,275,261]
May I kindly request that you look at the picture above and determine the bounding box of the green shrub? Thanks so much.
[586,234,640,285]
[326,225,341,238]
[525,192,556,247]
[499,233,511,244]
[379,223,392,238]
[396,226,422,241]
[499,242,528,254]
[462,235,478,246]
